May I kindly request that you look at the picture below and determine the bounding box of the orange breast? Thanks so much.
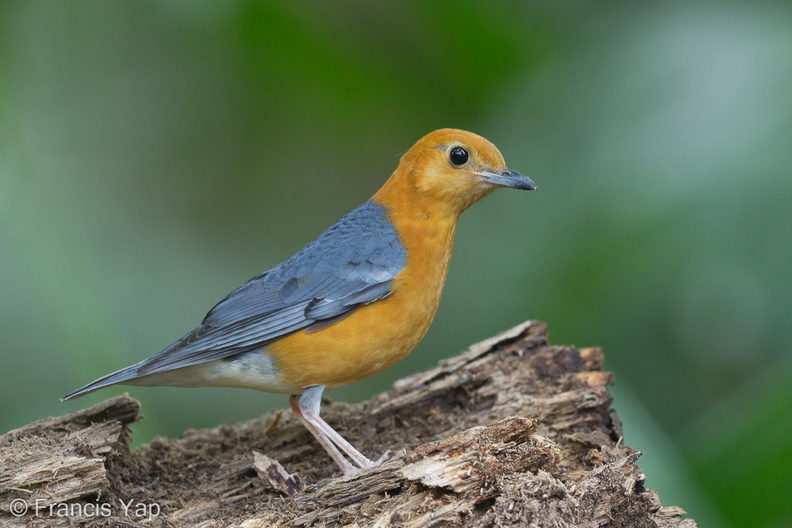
[269,201,458,391]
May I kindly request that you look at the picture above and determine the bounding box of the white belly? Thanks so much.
[127,349,296,394]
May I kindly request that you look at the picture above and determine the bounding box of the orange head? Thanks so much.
[374,128,535,217]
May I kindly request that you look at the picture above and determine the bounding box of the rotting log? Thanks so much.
[0,321,698,527]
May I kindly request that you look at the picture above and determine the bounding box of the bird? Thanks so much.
[62,128,536,475]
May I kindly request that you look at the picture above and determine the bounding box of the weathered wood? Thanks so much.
[0,321,698,527]
[0,396,140,527]
[252,451,304,496]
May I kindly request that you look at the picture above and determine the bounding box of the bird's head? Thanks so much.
[379,129,535,216]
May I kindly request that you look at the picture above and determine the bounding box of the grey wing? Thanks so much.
[134,200,406,376]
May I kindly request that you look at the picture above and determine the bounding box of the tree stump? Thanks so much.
[0,321,697,527]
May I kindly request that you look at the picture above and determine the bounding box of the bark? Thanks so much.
[0,321,697,527]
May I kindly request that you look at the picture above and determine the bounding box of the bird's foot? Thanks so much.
[373,448,406,465]
[340,448,406,476]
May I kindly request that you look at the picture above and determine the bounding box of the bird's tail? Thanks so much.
[61,364,143,401]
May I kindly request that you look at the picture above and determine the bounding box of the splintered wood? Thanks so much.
[0,397,139,528]
[292,417,559,526]
[253,451,304,496]
[399,417,557,494]
[0,321,698,527]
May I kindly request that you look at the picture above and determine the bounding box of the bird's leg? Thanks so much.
[290,385,375,475]
[289,391,357,475]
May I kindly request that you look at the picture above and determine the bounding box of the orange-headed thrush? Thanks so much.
[63,129,536,475]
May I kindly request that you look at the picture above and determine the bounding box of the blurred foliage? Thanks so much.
[2,1,791,526]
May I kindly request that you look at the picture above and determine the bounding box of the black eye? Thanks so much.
[449,146,469,166]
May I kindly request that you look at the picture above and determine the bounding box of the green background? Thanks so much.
[2,2,791,526]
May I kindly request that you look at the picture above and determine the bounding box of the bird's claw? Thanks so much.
[374,448,406,465]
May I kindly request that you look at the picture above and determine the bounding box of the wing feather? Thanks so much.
[134,201,405,377]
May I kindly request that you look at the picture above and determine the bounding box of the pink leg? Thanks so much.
[290,385,374,475]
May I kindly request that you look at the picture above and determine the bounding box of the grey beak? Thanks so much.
[478,168,537,190]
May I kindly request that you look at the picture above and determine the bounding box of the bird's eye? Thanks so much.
[449,146,469,166]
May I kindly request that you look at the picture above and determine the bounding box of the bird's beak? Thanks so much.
[477,168,537,190]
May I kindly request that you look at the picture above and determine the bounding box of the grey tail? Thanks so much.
[61,364,142,401]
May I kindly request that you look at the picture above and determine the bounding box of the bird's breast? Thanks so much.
[269,210,458,391]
